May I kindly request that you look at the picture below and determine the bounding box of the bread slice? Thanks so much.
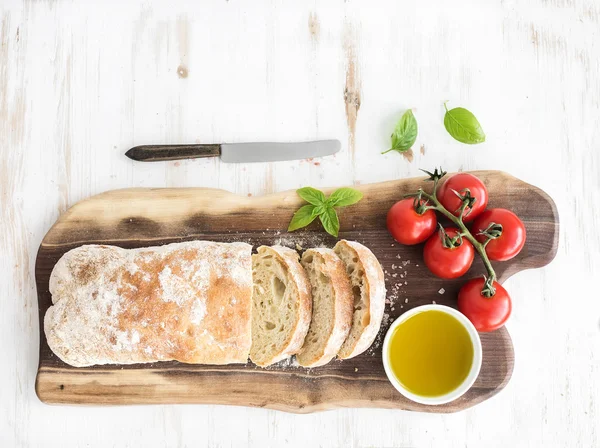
[297,248,354,367]
[250,245,312,367]
[334,240,386,359]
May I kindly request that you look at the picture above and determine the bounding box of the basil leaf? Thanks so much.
[296,187,326,205]
[443,104,486,144]
[290,185,359,237]
[313,204,326,215]
[383,109,418,154]
[327,187,363,207]
[319,205,340,237]
[287,204,319,232]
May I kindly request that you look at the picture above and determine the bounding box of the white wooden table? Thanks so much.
[1,1,598,446]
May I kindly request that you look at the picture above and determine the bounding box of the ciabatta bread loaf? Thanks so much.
[250,245,312,367]
[297,248,353,367]
[334,240,386,359]
[44,241,253,367]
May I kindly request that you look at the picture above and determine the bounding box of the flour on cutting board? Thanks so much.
[221,230,329,253]
[384,256,411,311]
[271,233,328,250]
[368,255,413,353]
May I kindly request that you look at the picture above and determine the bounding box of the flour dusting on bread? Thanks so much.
[45,241,252,367]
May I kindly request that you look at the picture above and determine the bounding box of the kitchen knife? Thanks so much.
[125,140,341,163]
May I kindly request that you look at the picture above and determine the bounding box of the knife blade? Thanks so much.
[125,140,341,163]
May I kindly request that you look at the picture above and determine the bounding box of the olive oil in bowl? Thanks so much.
[382,305,482,405]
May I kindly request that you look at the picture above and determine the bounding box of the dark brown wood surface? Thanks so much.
[125,143,222,162]
[34,171,559,413]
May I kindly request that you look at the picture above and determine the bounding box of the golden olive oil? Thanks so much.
[388,310,474,397]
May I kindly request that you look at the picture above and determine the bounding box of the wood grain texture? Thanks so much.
[125,144,222,162]
[1,0,598,446]
[35,171,557,412]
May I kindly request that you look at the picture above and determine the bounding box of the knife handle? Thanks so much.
[125,144,221,162]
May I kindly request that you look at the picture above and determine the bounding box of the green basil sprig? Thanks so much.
[288,187,363,237]
[443,103,486,144]
[382,109,418,154]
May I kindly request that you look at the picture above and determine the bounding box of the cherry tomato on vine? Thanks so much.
[438,173,488,222]
[386,199,437,245]
[423,227,474,279]
[458,278,512,332]
[472,208,526,261]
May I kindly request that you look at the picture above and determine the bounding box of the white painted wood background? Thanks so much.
[1,0,598,446]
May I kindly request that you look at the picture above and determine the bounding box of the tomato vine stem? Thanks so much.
[408,174,497,297]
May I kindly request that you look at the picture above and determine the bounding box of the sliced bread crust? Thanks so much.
[334,240,386,359]
[250,245,312,367]
[297,248,354,367]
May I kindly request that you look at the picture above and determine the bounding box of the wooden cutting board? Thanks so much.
[34,170,558,413]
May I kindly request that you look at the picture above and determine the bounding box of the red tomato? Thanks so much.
[386,199,437,245]
[458,278,512,332]
[423,227,474,279]
[438,173,489,222]
[472,208,526,261]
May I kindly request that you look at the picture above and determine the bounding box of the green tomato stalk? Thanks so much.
[407,168,497,297]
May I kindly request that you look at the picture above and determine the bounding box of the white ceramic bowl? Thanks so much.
[382,304,482,405]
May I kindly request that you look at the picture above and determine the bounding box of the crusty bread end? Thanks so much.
[334,240,386,359]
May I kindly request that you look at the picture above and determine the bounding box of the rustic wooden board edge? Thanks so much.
[496,177,559,282]
[33,171,556,412]
[35,328,515,413]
